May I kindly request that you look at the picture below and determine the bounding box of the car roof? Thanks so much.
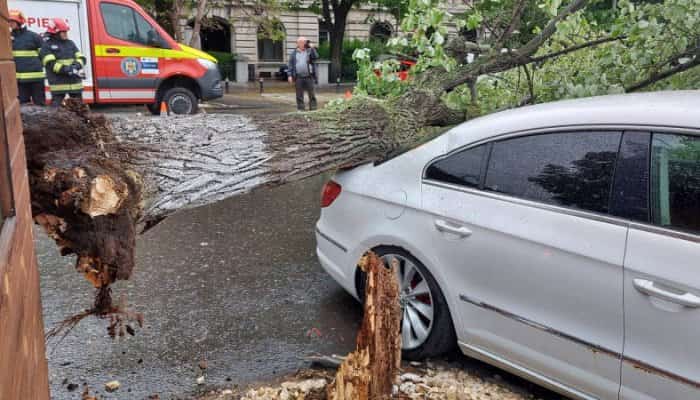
[448,90,700,147]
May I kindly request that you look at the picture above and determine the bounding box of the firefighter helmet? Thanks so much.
[46,18,70,34]
[9,9,26,25]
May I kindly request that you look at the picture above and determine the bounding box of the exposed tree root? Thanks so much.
[45,287,143,342]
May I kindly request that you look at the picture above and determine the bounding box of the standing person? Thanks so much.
[9,9,46,105]
[40,18,85,106]
[287,37,318,111]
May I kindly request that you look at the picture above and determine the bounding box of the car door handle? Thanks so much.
[434,220,472,238]
[105,47,121,54]
[633,279,700,308]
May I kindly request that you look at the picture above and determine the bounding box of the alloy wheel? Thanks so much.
[381,254,434,350]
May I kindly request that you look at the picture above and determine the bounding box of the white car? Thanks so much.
[315,91,700,400]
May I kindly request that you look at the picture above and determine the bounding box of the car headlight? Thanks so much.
[197,58,217,69]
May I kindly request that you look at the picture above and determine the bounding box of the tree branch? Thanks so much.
[626,50,700,92]
[516,0,589,57]
[529,35,624,63]
[443,0,591,92]
[495,0,528,49]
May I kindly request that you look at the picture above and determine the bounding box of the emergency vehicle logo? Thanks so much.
[121,57,141,76]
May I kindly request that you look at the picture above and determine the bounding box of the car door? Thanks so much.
[619,131,700,399]
[421,130,626,399]
[92,1,162,101]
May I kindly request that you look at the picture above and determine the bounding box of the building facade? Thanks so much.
[182,1,468,80]
[183,3,399,79]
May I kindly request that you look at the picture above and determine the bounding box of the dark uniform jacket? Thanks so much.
[11,27,45,82]
[39,36,85,93]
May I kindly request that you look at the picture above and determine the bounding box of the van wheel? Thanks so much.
[163,87,198,115]
[357,246,457,360]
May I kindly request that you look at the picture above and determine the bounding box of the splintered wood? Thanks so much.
[327,252,402,400]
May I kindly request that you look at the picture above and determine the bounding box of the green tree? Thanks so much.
[354,0,698,115]
[315,0,407,81]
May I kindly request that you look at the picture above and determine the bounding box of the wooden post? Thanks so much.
[327,252,402,400]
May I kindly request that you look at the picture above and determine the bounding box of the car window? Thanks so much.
[425,144,488,188]
[609,131,650,222]
[101,3,158,46]
[484,131,622,213]
[650,133,700,234]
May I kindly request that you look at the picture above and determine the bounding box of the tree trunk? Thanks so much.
[327,252,402,400]
[188,0,208,48]
[168,0,185,42]
[329,22,346,82]
[21,83,458,292]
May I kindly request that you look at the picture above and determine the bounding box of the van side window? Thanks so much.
[101,3,158,46]
[425,144,489,188]
[650,133,700,233]
[484,131,621,213]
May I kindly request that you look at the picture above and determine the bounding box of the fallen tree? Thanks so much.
[23,0,698,333]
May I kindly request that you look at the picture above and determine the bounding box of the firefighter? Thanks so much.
[39,18,86,106]
[9,9,46,105]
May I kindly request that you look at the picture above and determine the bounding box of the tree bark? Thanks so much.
[188,0,208,48]
[169,0,186,42]
[21,81,457,292]
[330,24,346,81]
[327,252,401,400]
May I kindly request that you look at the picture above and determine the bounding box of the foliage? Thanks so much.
[353,48,409,97]
[356,0,699,116]
[319,38,391,81]
[207,51,238,64]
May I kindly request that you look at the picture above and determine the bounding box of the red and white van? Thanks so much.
[10,0,224,113]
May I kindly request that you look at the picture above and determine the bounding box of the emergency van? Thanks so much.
[9,0,224,113]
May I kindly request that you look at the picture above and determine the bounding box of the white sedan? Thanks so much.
[315,91,700,400]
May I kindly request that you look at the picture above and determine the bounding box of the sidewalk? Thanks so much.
[206,81,355,113]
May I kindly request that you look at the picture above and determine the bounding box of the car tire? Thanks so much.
[357,246,457,360]
[162,87,198,115]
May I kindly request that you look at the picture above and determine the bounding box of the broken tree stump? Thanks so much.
[327,252,402,400]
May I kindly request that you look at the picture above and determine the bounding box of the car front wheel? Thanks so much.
[358,246,456,360]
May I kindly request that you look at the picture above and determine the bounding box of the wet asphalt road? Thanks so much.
[38,174,363,399]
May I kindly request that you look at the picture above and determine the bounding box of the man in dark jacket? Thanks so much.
[10,9,46,105]
[40,18,86,106]
[287,37,318,111]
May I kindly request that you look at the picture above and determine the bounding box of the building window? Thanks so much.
[319,29,330,45]
[369,21,393,42]
[257,21,285,62]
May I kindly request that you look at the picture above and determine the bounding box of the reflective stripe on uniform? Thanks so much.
[12,50,39,57]
[42,53,57,65]
[50,83,83,91]
[16,71,46,80]
[52,58,77,73]
[74,51,85,66]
